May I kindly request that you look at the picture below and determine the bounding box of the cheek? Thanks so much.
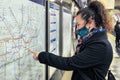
[76,26,80,30]
[76,25,84,30]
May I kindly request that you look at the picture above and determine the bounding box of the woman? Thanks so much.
[29,1,113,80]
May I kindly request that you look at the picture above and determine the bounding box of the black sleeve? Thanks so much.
[38,42,106,70]
[114,25,116,31]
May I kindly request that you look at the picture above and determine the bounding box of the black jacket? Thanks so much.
[38,31,113,80]
[114,23,120,38]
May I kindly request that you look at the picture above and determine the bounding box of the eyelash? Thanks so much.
[77,24,80,26]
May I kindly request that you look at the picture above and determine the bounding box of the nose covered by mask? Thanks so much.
[75,26,89,38]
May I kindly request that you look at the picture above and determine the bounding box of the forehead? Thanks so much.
[75,14,84,22]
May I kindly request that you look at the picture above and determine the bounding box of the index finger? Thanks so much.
[28,49,34,54]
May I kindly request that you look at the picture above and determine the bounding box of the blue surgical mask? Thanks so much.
[76,26,89,38]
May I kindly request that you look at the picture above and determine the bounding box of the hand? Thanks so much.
[28,49,40,60]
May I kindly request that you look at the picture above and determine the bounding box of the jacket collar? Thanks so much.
[83,31,107,45]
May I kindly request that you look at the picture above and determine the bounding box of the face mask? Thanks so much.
[76,26,89,38]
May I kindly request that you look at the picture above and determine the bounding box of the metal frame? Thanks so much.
[46,1,61,79]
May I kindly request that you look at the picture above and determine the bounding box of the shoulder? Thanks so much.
[85,39,112,52]
[86,40,107,48]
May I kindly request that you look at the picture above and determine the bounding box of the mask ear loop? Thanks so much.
[83,20,89,29]
[83,14,91,28]
[85,15,95,28]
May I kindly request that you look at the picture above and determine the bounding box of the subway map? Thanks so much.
[0,0,45,80]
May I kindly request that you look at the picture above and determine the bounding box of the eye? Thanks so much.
[76,23,80,26]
